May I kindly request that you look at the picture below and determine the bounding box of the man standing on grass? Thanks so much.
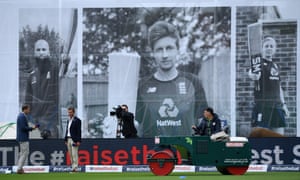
[16,104,39,174]
[64,106,81,172]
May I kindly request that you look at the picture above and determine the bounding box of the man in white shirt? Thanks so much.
[64,106,81,172]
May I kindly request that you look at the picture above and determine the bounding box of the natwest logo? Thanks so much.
[158,98,179,118]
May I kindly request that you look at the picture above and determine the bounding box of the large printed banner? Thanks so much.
[0,0,299,139]
[0,138,299,166]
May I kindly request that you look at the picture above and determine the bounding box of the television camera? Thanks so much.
[109,105,124,119]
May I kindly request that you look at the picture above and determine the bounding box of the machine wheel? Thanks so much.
[217,166,249,175]
[216,166,230,175]
[148,150,176,176]
[226,166,249,175]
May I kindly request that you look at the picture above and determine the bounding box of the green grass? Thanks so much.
[1,172,300,180]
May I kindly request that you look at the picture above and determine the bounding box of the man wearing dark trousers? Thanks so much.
[121,104,138,138]
[64,106,81,172]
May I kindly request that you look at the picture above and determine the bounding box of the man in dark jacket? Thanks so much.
[64,106,81,172]
[192,107,221,136]
[121,104,138,138]
[16,104,39,174]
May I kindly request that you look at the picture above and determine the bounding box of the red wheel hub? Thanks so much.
[148,150,176,176]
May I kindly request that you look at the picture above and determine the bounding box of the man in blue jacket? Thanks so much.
[64,106,81,172]
[192,107,221,136]
[16,104,39,174]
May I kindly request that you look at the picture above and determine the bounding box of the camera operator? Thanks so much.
[120,104,138,138]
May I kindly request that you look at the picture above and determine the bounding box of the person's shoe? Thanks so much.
[69,168,77,173]
[17,168,24,174]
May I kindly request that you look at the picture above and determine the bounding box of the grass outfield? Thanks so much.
[1,172,300,180]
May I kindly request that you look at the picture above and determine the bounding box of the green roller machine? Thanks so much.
[147,134,251,176]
